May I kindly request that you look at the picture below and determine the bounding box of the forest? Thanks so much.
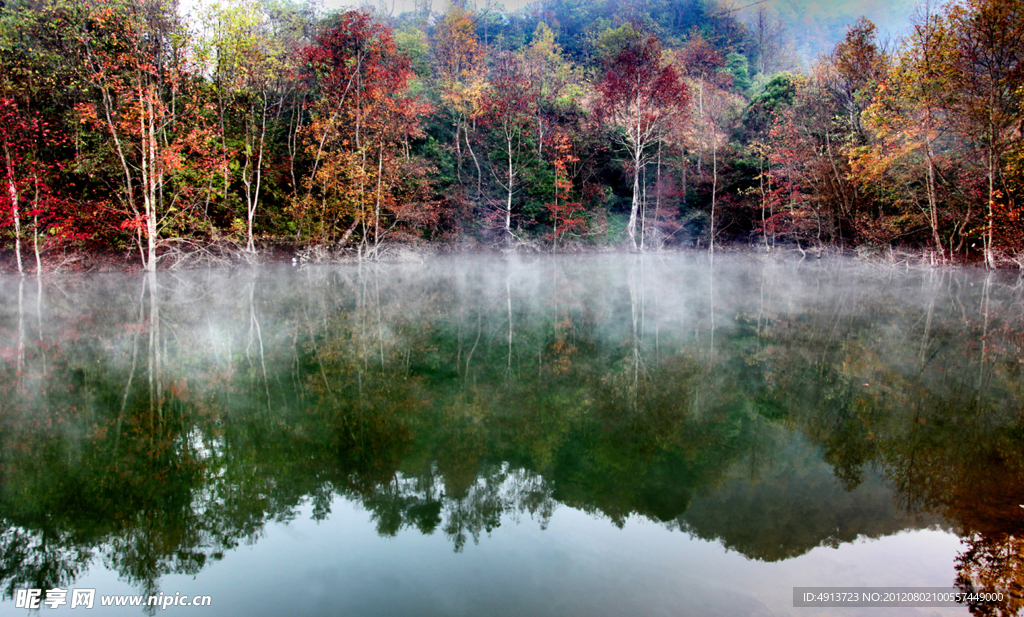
[0,0,1022,272]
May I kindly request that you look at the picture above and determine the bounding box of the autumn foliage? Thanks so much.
[0,98,71,274]
[597,31,689,250]
[0,0,1022,268]
[296,11,435,252]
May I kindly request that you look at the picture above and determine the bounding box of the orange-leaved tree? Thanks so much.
[860,5,953,260]
[943,0,1024,266]
[68,0,222,271]
[546,131,585,247]
[433,6,486,201]
[296,10,434,255]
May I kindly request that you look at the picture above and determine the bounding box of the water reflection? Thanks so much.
[2,255,1024,614]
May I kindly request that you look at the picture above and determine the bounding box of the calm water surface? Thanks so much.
[1,254,1023,616]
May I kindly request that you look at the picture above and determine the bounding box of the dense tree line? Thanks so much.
[1,0,1022,271]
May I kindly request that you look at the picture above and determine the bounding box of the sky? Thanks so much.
[765,0,919,49]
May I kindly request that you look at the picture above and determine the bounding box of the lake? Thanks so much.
[1,253,1022,616]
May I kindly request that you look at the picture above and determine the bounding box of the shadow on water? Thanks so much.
[2,254,1024,613]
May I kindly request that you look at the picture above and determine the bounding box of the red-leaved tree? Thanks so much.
[0,98,70,275]
[296,11,435,255]
[597,31,689,250]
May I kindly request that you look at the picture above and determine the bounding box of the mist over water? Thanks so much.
[1,254,1023,615]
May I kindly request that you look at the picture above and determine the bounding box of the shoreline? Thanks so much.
[0,241,1002,276]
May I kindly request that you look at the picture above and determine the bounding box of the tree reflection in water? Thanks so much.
[1,255,1024,614]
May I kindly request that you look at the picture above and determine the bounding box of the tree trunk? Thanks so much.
[654,143,662,250]
[506,136,514,244]
[985,136,995,269]
[710,141,718,254]
[925,135,943,261]
[144,90,158,272]
[374,146,384,257]
[33,214,41,275]
[627,153,641,251]
[466,122,482,200]
[4,145,23,275]
[245,95,269,254]
[640,159,647,251]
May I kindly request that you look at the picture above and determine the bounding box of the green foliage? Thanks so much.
[592,22,643,65]
[741,72,802,139]
[396,24,431,79]
[725,51,751,92]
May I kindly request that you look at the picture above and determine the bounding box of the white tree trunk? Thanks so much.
[4,146,23,275]
[506,136,514,243]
